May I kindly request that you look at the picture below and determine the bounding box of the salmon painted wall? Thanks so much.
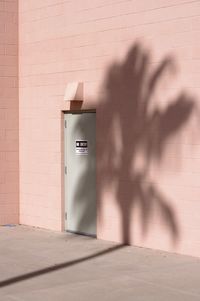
[0,0,19,224]
[19,0,200,256]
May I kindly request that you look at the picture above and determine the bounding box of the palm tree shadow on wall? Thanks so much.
[74,42,196,246]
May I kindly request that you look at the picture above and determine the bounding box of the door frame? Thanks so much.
[62,109,96,235]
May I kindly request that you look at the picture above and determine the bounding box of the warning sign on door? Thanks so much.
[75,140,88,155]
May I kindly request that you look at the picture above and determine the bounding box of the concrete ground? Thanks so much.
[0,226,200,301]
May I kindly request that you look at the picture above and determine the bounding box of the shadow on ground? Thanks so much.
[0,243,124,288]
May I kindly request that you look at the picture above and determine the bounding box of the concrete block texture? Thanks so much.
[0,0,19,225]
[17,0,200,257]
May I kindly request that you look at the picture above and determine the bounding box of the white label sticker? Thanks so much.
[75,140,88,155]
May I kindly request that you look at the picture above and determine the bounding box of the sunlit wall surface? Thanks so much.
[19,0,200,257]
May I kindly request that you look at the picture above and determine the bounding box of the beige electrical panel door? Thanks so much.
[64,112,96,236]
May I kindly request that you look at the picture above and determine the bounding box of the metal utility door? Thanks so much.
[64,112,96,236]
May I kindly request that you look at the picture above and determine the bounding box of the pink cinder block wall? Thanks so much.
[0,0,19,224]
[19,0,200,257]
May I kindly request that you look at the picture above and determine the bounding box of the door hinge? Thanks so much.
[65,166,67,174]
[64,120,67,128]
